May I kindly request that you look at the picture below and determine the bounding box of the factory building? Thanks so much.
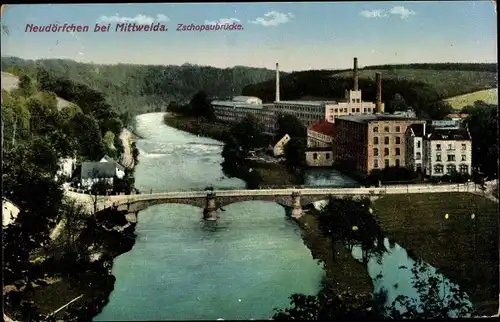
[324,58,384,123]
[334,114,426,177]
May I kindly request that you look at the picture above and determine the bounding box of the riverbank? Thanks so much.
[291,209,373,298]
[3,209,139,321]
[372,192,499,316]
[164,113,302,188]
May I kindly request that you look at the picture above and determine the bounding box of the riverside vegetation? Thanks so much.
[2,68,139,320]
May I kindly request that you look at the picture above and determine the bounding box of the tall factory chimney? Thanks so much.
[353,57,359,91]
[275,63,280,102]
[376,72,382,113]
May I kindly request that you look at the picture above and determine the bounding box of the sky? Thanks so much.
[1,2,497,72]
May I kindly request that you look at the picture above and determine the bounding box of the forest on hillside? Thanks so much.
[1,56,281,116]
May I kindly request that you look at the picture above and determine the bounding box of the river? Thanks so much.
[95,112,474,320]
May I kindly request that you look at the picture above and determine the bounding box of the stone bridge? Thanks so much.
[92,183,477,221]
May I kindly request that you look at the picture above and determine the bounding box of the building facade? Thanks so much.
[422,127,472,177]
[334,115,426,176]
[212,100,277,134]
[307,120,335,148]
[100,155,126,179]
[80,162,116,190]
[405,124,425,173]
[305,148,334,167]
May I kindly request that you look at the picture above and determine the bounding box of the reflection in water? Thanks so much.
[351,238,473,317]
[303,168,360,187]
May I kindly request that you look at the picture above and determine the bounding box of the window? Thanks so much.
[446,164,456,174]
[417,141,421,148]
[326,153,330,160]
[384,159,390,168]
[436,144,441,151]
[384,148,389,156]
[395,159,400,167]
[373,159,379,168]
[459,164,469,174]
[434,164,444,174]
[436,154,442,162]
[396,126,401,132]
[462,143,467,150]
[416,152,421,160]
[313,153,318,160]
[373,126,379,133]
[396,148,400,156]
[447,144,453,150]
[384,126,390,132]
[396,137,401,144]
[447,155,455,162]
[384,137,390,145]
[373,148,379,156]
[461,154,467,161]
[373,137,379,145]
[356,99,360,103]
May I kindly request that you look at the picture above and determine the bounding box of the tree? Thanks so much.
[59,199,89,253]
[229,115,266,152]
[68,113,105,160]
[464,101,498,179]
[190,90,215,120]
[388,93,409,113]
[284,137,307,170]
[276,114,306,138]
[18,74,36,97]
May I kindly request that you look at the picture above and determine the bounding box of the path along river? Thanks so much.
[94,113,473,320]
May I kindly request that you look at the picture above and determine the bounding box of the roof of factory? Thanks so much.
[211,100,274,110]
[232,96,262,102]
[336,114,422,124]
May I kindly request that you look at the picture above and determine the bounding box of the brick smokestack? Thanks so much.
[353,57,359,91]
[376,72,382,113]
[275,63,280,102]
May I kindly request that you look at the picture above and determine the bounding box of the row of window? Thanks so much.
[435,154,467,162]
[373,158,400,168]
[373,126,401,133]
[373,147,401,156]
[373,136,402,145]
[435,143,467,151]
[434,164,469,174]
[329,107,373,114]
[312,153,331,160]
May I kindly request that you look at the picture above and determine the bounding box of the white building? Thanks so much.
[80,162,116,190]
[2,197,21,227]
[232,96,262,105]
[211,100,276,134]
[422,126,472,177]
[100,155,126,179]
[405,124,425,173]
[305,120,335,167]
[273,134,291,157]
[55,157,77,181]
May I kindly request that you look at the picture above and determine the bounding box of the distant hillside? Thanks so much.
[445,88,498,110]
[1,57,283,115]
[243,63,497,119]
[1,71,74,110]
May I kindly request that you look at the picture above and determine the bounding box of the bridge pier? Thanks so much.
[291,191,303,219]
[203,192,218,221]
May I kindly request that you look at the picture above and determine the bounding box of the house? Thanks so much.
[55,157,77,182]
[405,124,425,173]
[3,197,21,227]
[100,155,126,179]
[334,114,426,177]
[305,120,335,167]
[272,134,291,157]
[422,126,472,177]
[80,162,116,190]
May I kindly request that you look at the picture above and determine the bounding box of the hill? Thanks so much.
[1,57,282,116]
[444,88,498,110]
[1,71,75,110]
[242,63,497,119]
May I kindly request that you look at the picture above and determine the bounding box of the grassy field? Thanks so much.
[372,192,499,316]
[332,69,497,99]
[444,88,498,110]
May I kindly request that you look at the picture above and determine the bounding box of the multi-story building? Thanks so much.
[334,114,426,177]
[211,97,277,134]
[405,124,425,173]
[422,126,472,177]
[305,120,335,167]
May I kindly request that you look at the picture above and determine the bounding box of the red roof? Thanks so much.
[308,120,335,137]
